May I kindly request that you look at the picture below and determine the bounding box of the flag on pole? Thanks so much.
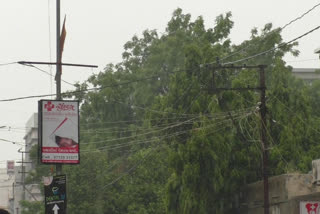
[59,15,67,74]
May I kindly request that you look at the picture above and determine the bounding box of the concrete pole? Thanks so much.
[56,0,62,175]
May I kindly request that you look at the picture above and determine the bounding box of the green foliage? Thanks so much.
[20,200,43,214]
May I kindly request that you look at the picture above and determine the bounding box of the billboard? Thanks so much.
[44,175,67,214]
[39,100,79,164]
[300,201,320,214]
[7,160,14,174]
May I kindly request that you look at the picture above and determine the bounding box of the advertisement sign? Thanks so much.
[44,175,67,214]
[39,100,79,164]
[300,201,320,214]
[7,160,14,174]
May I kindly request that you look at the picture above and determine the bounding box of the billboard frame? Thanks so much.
[39,99,80,165]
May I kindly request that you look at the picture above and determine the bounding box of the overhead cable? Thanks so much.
[222,25,320,65]
[203,2,320,65]
[0,75,160,102]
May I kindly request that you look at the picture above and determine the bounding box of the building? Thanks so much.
[292,68,320,82]
[0,168,14,212]
[240,159,320,214]
[10,113,42,214]
[23,113,38,173]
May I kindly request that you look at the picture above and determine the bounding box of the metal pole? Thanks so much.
[18,150,26,201]
[56,0,61,100]
[56,0,62,175]
[260,65,269,214]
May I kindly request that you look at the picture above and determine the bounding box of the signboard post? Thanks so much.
[44,175,67,214]
[300,201,320,214]
[39,100,80,164]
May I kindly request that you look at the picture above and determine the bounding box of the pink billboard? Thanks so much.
[39,100,79,164]
[7,160,14,173]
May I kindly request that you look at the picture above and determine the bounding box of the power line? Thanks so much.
[81,116,199,146]
[79,108,255,135]
[98,111,252,189]
[0,75,160,102]
[281,2,320,30]
[286,58,319,63]
[0,138,25,146]
[82,112,253,153]
[20,63,74,86]
[217,2,320,64]
[255,114,290,171]
[0,62,16,66]
[222,25,320,66]
[273,95,320,135]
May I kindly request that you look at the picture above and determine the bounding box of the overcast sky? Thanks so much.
[0,0,320,167]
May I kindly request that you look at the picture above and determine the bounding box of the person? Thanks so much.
[55,135,78,148]
[0,209,10,214]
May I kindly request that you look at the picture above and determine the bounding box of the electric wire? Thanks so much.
[222,25,320,66]
[216,2,320,64]
[0,75,160,102]
[0,62,16,66]
[81,77,201,186]
[273,95,320,135]
[100,144,160,190]
[286,58,319,63]
[80,108,255,135]
[82,112,253,153]
[92,73,212,187]
[82,96,254,189]
[99,111,254,190]
[81,116,199,146]
[281,2,320,30]
[255,114,291,171]
[0,138,25,146]
[81,73,202,187]
[19,63,74,86]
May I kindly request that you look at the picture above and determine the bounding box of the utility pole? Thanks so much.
[17,149,31,201]
[55,0,62,176]
[259,66,269,214]
[18,0,97,177]
[207,64,269,214]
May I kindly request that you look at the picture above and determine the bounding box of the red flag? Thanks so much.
[59,15,67,73]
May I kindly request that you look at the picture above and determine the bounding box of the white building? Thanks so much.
[9,113,42,214]
[0,168,14,211]
[292,68,320,82]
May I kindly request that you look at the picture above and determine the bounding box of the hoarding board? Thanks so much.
[300,201,320,214]
[7,160,14,174]
[39,100,79,164]
[44,175,67,214]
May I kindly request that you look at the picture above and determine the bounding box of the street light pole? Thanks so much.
[56,0,62,175]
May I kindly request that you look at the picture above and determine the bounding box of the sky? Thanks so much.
[0,0,320,167]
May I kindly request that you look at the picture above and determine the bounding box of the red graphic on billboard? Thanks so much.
[301,201,320,214]
[44,101,55,111]
[306,203,318,214]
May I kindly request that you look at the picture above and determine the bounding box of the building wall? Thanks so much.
[9,113,42,214]
[0,168,14,211]
[240,173,320,214]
